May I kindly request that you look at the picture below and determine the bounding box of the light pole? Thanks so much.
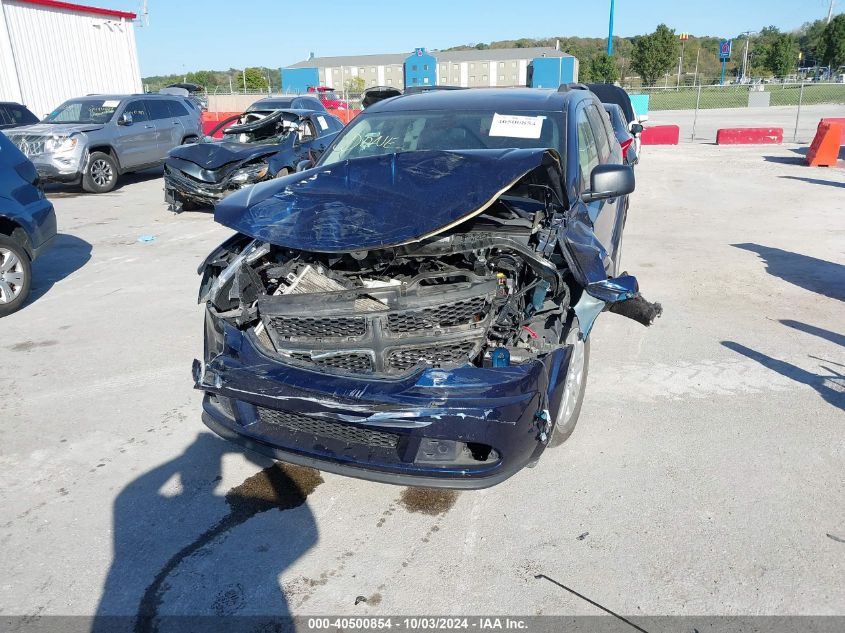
[677,32,689,87]
[740,31,755,83]
[607,0,615,56]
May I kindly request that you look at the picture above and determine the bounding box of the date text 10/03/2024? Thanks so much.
[306,617,529,630]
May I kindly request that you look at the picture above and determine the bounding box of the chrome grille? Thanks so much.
[387,342,478,372]
[270,315,367,338]
[11,135,46,157]
[289,352,373,373]
[257,408,399,449]
[387,297,488,333]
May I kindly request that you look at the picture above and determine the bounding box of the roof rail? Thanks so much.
[403,84,469,95]
[557,83,590,93]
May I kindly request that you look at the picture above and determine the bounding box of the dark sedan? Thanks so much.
[194,86,661,488]
[0,102,39,130]
[0,131,56,316]
[164,109,343,210]
[603,102,641,165]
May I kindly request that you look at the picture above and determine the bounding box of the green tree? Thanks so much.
[798,19,827,64]
[241,67,267,91]
[631,24,678,86]
[764,32,798,76]
[345,76,366,94]
[821,13,845,67]
[588,53,619,82]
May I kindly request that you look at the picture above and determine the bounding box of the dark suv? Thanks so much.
[0,132,56,316]
[195,86,660,488]
[0,102,39,130]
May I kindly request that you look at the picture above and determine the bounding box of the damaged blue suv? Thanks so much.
[194,86,661,488]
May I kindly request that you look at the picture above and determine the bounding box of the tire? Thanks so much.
[82,151,118,193]
[0,235,32,317]
[548,316,591,447]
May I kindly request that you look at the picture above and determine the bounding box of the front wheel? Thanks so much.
[0,235,32,317]
[82,151,118,193]
[548,317,590,447]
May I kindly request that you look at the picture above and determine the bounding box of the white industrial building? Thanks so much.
[0,0,141,118]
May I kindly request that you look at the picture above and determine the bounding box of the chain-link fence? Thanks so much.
[629,82,845,143]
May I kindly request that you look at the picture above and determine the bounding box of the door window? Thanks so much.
[576,107,600,191]
[298,120,317,143]
[144,99,171,120]
[123,100,149,122]
[586,105,611,163]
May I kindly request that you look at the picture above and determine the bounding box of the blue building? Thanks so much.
[283,47,578,92]
[527,56,580,88]
[404,48,437,87]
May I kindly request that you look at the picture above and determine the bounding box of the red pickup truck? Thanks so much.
[307,86,348,110]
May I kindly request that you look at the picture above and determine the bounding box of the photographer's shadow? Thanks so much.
[93,432,322,632]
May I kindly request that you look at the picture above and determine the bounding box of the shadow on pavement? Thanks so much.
[44,167,164,198]
[780,319,845,348]
[26,233,92,304]
[731,243,845,302]
[92,432,322,632]
[779,175,845,189]
[722,340,844,411]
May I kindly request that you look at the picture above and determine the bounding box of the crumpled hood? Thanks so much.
[214,148,562,253]
[3,123,102,137]
[168,140,281,171]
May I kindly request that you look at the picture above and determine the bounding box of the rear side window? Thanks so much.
[145,99,171,120]
[166,99,189,117]
[576,107,600,191]
[586,105,611,163]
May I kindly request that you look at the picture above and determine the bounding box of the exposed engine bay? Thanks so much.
[200,165,659,378]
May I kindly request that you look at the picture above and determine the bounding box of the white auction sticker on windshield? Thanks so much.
[102,100,120,107]
[317,115,329,130]
[489,113,545,139]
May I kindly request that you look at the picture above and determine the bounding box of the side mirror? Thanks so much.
[629,123,644,135]
[582,164,635,203]
[118,112,133,126]
[296,159,314,172]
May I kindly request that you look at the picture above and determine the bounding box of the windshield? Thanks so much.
[44,99,119,124]
[247,99,294,112]
[320,110,561,166]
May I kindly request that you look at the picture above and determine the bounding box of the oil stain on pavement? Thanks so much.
[136,463,323,632]
[398,487,459,515]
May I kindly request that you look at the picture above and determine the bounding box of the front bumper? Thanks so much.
[164,167,239,207]
[195,315,573,489]
[30,155,82,183]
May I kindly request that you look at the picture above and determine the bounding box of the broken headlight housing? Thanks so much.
[230,162,269,184]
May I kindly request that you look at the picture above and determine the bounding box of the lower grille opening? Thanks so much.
[257,408,399,450]
[288,352,374,373]
[387,342,478,372]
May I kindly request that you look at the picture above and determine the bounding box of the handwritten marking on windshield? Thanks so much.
[348,133,399,151]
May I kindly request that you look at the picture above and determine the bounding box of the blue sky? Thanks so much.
[104,0,840,76]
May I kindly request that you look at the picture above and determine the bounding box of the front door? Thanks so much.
[112,100,159,169]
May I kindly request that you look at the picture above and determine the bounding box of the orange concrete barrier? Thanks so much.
[328,108,361,125]
[820,118,845,144]
[806,122,842,167]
